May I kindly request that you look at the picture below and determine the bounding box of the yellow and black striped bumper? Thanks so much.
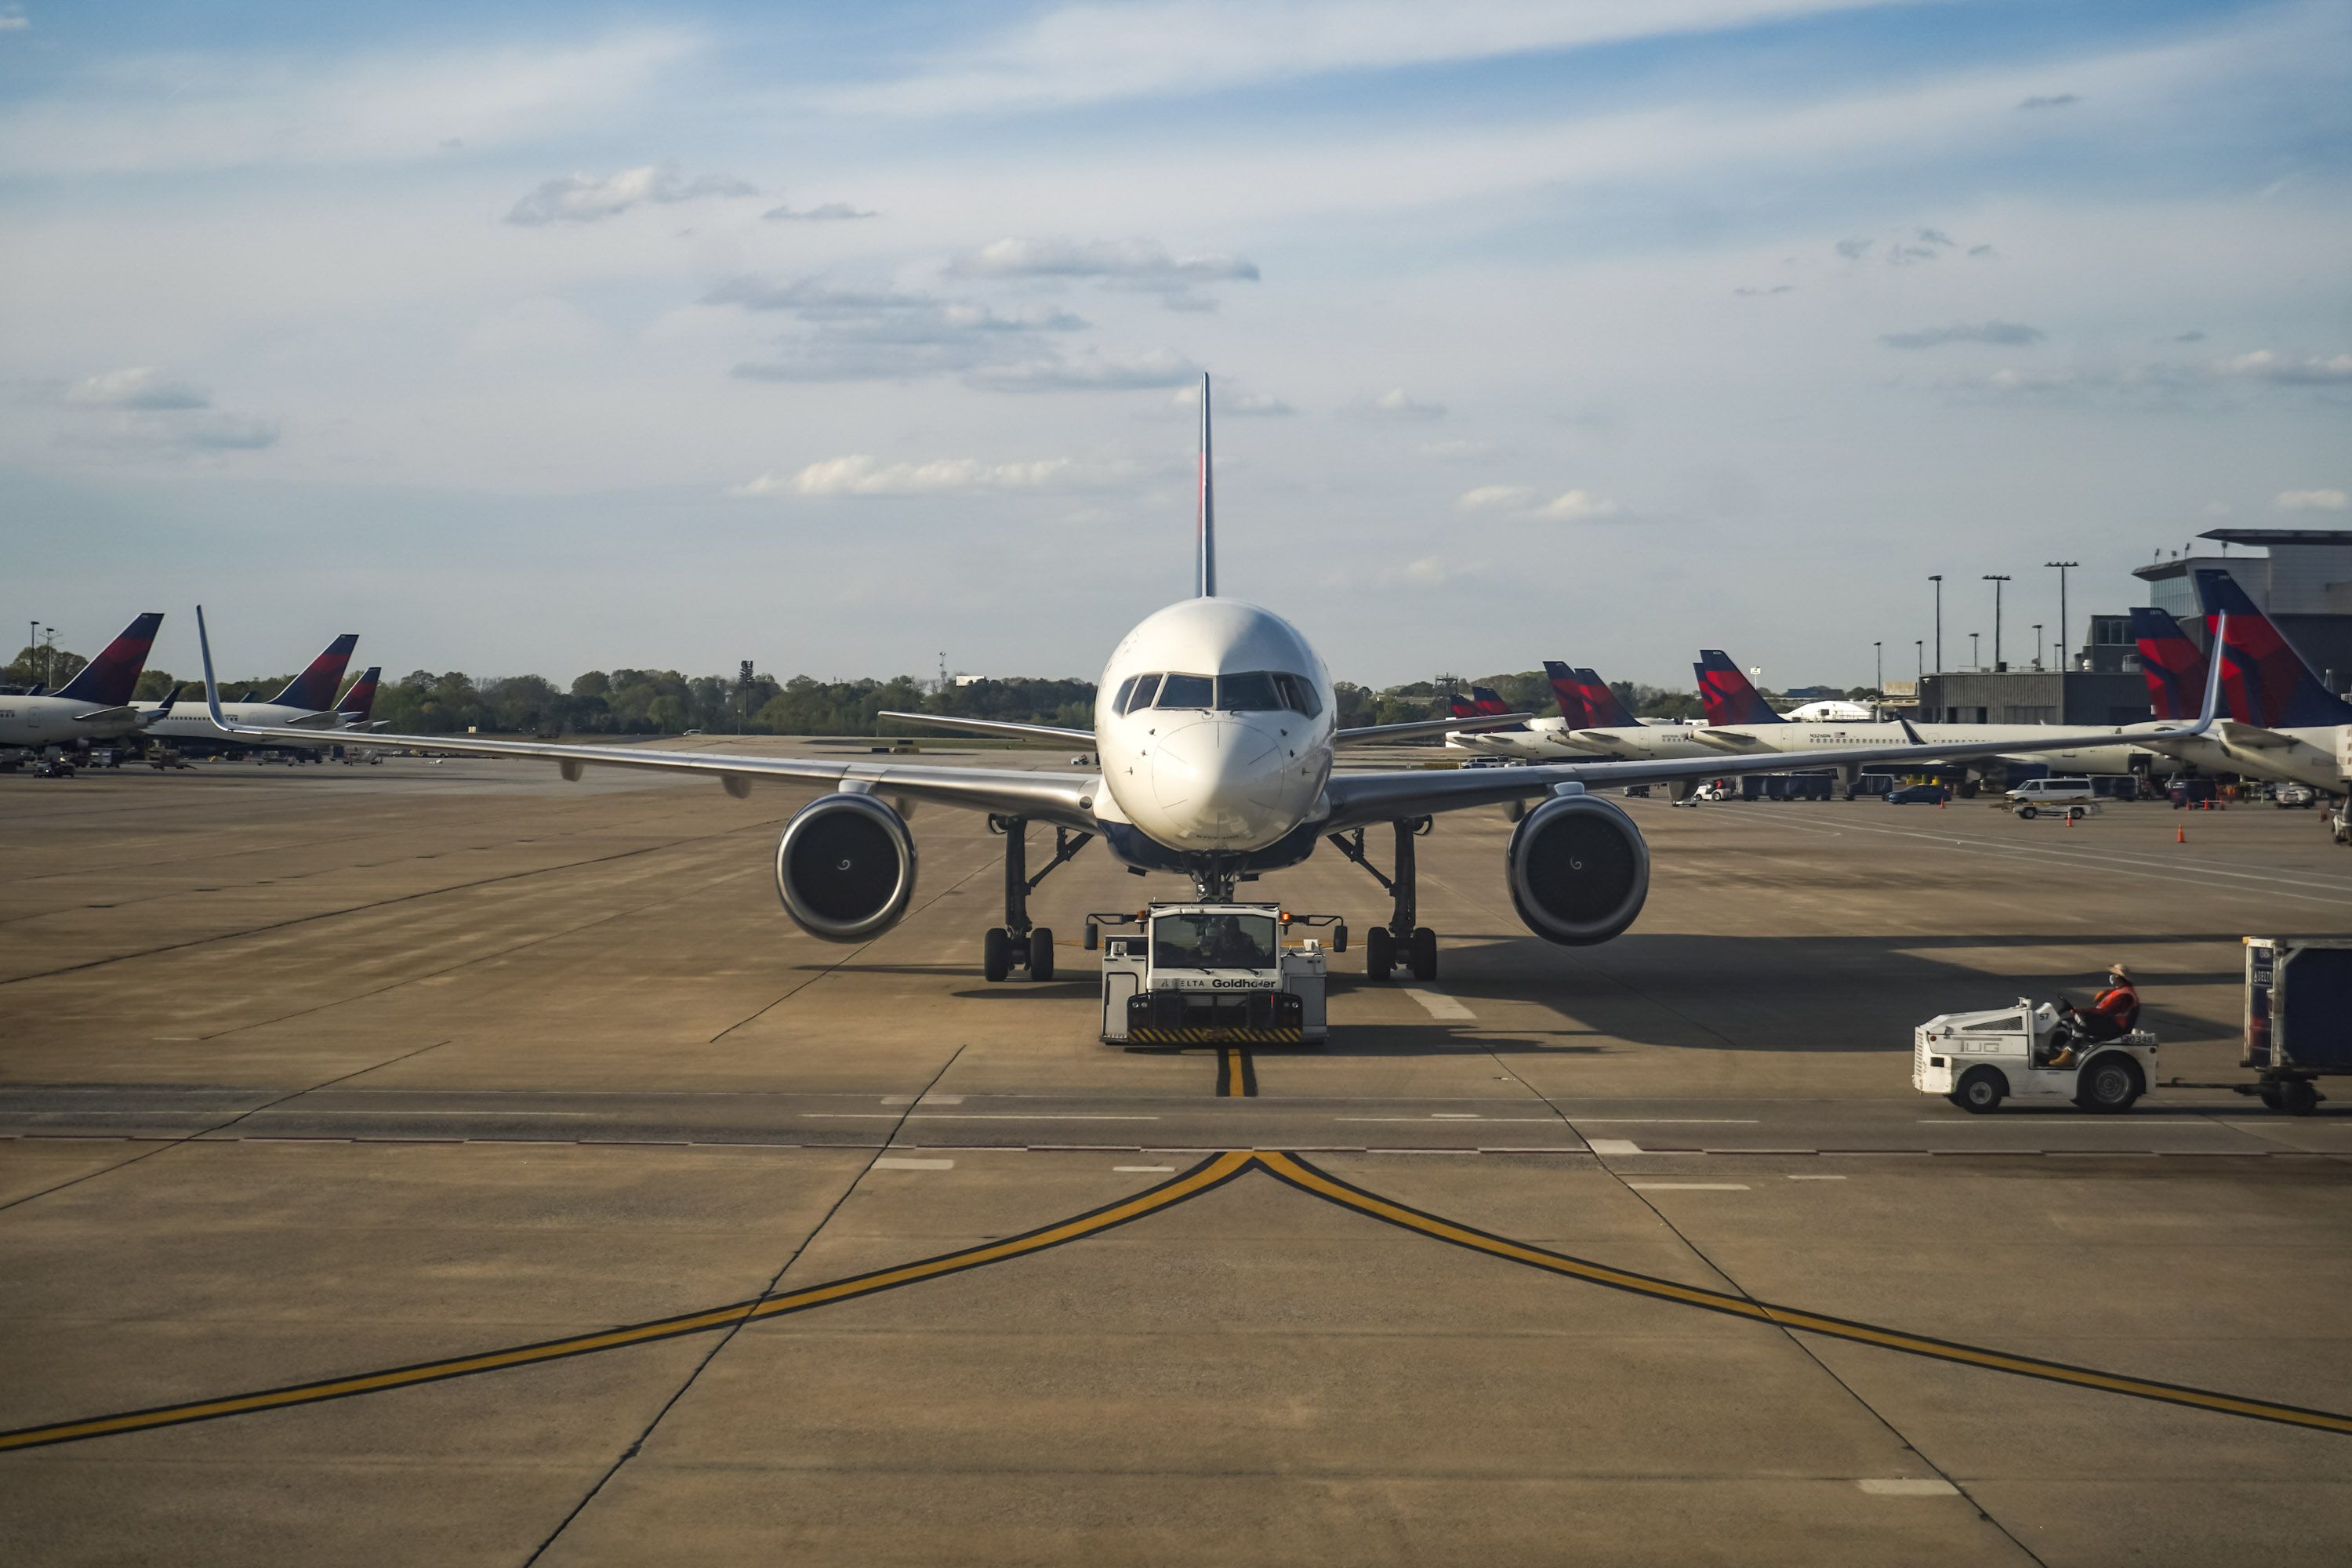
[1123,1025,1303,1045]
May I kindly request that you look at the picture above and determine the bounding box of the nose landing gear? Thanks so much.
[983,818,1092,982]
[1328,818,1439,982]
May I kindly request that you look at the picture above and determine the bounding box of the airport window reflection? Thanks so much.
[1155,673,1214,709]
[1152,911,1278,971]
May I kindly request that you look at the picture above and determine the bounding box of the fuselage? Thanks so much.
[1092,598,1338,858]
[146,700,346,750]
[2147,724,2345,792]
[0,695,152,747]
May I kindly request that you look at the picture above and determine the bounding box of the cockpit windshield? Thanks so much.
[1152,912,1279,971]
[1125,670,1320,717]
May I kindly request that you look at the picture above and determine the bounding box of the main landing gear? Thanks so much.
[982,818,1092,982]
[1327,818,1439,983]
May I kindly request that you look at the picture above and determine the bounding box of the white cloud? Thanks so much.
[1537,488,1619,519]
[1457,483,1618,518]
[2276,488,2348,513]
[762,201,875,222]
[2217,350,2352,385]
[831,1,1905,116]
[953,236,1258,285]
[966,348,1199,393]
[734,455,1076,497]
[713,276,1089,382]
[1457,484,1534,510]
[1880,321,2045,350]
[64,366,209,410]
[0,30,700,175]
[0,10,28,34]
[1356,388,1447,421]
[506,165,756,225]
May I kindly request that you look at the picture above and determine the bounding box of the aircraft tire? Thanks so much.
[1028,927,1054,982]
[982,927,1011,982]
[1409,927,1438,982]
[1366,926,1394,982]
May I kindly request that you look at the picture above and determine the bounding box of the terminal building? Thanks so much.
[1916,528,2352,725]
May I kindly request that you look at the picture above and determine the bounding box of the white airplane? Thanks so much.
[146,633,360,757]
[1449,665,1708,760]
[0,612,166,750]
[198,377,2226,982]
[1682,649,2182,785]
[2135,573,2350,795]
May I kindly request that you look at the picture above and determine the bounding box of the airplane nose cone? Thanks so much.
[1150,718,1287,843]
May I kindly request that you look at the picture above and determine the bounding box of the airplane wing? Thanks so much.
[877,713,1094,745]
[2209,719,2300,750]
[1322,639,2223,833]
[194,610,1099,829]
[70,705,141,725]
[1338,713,1534,746]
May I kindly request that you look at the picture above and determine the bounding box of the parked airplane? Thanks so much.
[336,666,384,728]
[1451,662,1696,760]
[0,613,166,751]
[148,633,359,758]
[2136,571,2350,795]
[1681,649,2184,788]
[199,377,2223,981]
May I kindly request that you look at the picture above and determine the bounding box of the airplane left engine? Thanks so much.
[774,792,919,942]
[1504,791,1651,946]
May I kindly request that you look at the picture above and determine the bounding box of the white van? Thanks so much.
[2005,776,2097,818]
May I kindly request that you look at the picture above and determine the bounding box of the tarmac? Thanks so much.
[2,744,2350,1566]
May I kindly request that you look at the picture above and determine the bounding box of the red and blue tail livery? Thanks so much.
[1573,669,1640,729]
[1541,661,1591,727]
[1693,650,1786,726]
[1443,691,1475,720]
[53,612,164,707]
[337,666,382,723]
[2128,607,2209,722]
[2193,570,2352,728]
[267,634,359,713]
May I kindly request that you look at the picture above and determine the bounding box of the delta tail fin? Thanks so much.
[336,666,382,724]
[2129,607,2210,722]
[1693,650,1787,726]
[1443,691,1475,720]
[54,612,165,707]
[265,633,359,713]
[2193,569,2352,728]
[1541,661,1590,727]
[1573,668,1641,729]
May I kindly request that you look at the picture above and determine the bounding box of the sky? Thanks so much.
[2,0,2348,690]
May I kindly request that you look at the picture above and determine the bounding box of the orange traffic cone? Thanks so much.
[2176,825,2186,844]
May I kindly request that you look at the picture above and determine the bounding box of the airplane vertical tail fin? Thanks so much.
[1541,660,1590,726]
[54,612,164,706]
[2129,607,2209,721]
[1574,669,1641,729]
[1443,692,1476,720]
[1693,650,1787,725]
[1196,373,1215,598]
[2194,569,2352,727]
[337,666,382,724]
[266,634,359,713]
[1470,685,1510,717]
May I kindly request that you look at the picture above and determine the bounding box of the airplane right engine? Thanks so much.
[774,792,918,942]
[1504,791,1651,946]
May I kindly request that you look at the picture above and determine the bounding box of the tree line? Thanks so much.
[6,640,1763,735]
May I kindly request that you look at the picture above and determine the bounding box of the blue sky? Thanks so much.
[2,0,2347,688]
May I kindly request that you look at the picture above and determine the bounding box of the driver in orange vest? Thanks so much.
[2050,965,2139,1066]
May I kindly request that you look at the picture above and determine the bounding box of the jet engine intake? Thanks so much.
[775,793,917,942]
[1504,792,1650,946]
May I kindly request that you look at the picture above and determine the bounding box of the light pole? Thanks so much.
[1983,574,2011,670]
[1874,641,1883,695]
[1969,631,1980,668]
[2034,624,2045,669]
[1928,575,1944,673]
[1915,639,1924,680]
[2045,560,2078,672]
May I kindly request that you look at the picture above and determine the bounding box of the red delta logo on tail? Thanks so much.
[267,634,359,713]
[1470,685,1510,717]
[1573,669,1640,729]
[1693,651,1785,726]
[1541,661,1592,727]
[337,666,382,724]
[2194,570,2352,728]
[1443,691,1475,720]
[53,612,164,708]
[2129,608,2207,721]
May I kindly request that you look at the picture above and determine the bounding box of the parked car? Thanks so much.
[2274,783,2317,809]
[2005,777,2096,818]
[1886,783,1950,805]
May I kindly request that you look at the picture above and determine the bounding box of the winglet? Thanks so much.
[2185,613,2224,735]
[196,605,234,735]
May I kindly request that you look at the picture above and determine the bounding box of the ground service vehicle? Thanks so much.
[2006,777,2097,818]
[1914,999,2156,1112]
[1093,902,1330,1047]
[1887,783,1949,805]
[2272,783,2317,809]
[2245,937,2351,1114]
